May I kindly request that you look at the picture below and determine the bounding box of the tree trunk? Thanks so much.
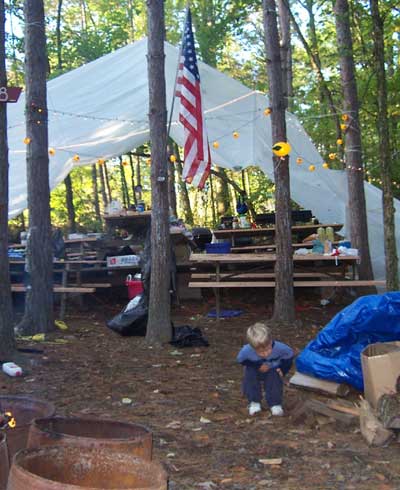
[119,157,130,208]
[263,0,295,323]
[64,173,76,233]
[56,0,63,70]
[168,158,177,218]
[91,163,101,225]
[0,0,15,358]
[103,161,112,202]
[175,159,194,225]
[370,0,398,290]
[214,167,231,218]
[128,153,137,205]
[334,0,374,281]
[277,0,292,111]
[98,162,108,209]
[18,0,54,334]
[145,0,171,345]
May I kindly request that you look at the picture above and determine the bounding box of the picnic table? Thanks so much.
[188,252,385,319]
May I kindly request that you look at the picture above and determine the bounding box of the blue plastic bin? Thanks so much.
[205,243,231,254]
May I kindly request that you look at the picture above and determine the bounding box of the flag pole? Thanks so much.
[166,5,190,140]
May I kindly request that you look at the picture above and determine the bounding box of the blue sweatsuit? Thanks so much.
[237,341,294,407]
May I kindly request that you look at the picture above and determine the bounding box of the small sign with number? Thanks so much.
[0,87,22,103]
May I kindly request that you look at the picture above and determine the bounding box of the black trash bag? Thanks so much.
[170,325,209,348]
[106,295,148,336]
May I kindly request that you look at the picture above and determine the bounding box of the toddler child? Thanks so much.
[237,322,294,416]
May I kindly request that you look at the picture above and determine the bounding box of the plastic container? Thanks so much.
[205,243,231,254]
[2,362,22,377]
[125,275,144,300]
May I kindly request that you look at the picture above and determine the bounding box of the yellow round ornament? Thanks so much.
[272,141,291,157]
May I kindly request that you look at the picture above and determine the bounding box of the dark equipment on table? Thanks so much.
[191,227,212,251]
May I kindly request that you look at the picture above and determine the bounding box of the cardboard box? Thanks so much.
[361,341,400,408]
[106,255,140,268]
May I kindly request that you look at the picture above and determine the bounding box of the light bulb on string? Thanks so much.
[336,138,343,145]
[329,153,336,160]
[296,157,303,165]
[340,124,347,131]
[322,162,329,169]
[212,141,219,149]
[169,155,176,163]
[263,108,272,116]
[97,159,105,165]
[48,148,55,156]
[341,114,349,121]
[23,137,31,145]
[233,131,239,139]
[309,164,316,172]
[73,154,80,162]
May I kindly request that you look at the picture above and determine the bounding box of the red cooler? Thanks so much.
[125,274,144,299]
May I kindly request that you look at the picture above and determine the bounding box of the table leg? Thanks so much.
[215,262,221,322]
[60,266,68,320]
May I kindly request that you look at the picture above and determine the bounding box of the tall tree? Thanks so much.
[64,173,76,233]
[263,0,295,323]
[334,0,374,281]
[91,163,101,224]
[175,159,194,225]
[369,0,398,290]
[0,0,15,359]
[146,0,172,345]
[277,0,292,110]
[17,0,54,334]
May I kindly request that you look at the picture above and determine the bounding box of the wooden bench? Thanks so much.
[189,275,386,320]
[11,284,96,293]
[190,272,342,280]
[11,284,98,321]
[189,280,386,288]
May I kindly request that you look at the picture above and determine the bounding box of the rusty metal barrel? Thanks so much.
[7,445,167,490]
[28,417,152,460]
[0,433,9,490]
[0,396,55,462]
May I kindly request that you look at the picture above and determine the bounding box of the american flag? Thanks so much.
[176,9,211,189]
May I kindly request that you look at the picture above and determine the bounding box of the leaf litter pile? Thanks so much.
[4,293,400,490]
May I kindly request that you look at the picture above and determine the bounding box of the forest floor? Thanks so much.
[4,289,400,490]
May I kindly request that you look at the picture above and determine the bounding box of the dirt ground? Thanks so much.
[4,290,400,490]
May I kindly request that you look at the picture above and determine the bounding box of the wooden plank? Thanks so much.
[289,371,350,397]
[189,280,385,288]
[67,283,112,288]
[306,399,357,425]
[190,272,341,279]
[11,285,96,293]
[326,400,360,417]
[190,253,358,263]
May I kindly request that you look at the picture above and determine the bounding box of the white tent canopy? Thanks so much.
[7,37,399,280]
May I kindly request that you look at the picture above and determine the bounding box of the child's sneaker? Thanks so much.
[248,402,262,416]
[270,405,284,416]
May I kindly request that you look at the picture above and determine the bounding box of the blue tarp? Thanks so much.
[296,292,400,390]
